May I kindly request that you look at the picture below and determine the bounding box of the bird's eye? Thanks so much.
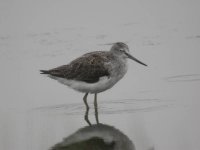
[119,49,123,52]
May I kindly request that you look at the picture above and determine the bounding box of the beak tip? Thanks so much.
[126,52,147,67]
[141,63,147,67]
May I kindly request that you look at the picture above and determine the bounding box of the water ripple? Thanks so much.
[33,98,174,116]
[165,74,200,82]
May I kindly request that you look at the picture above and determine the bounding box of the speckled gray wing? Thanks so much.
[40,52,111,83]
[50,137,115,150]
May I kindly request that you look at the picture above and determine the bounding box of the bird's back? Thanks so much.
[41,51,113,83]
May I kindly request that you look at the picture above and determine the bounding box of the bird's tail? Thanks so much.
[40,70,49,74]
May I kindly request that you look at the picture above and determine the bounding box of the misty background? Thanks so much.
[0,0,200,150]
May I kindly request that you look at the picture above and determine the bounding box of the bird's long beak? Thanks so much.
[125,52,147,66]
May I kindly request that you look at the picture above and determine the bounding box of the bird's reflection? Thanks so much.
[50,124,135,150]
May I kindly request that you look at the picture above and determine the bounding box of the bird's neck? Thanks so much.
[110,55,128,79]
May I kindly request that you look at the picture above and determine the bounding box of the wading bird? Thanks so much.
[40,42,147,126]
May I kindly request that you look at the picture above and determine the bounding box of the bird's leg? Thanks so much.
[83,93,92,126]
[94,93,99,124]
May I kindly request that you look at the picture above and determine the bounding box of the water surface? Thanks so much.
[0,0,200,150]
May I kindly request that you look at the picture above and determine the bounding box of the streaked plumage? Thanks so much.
[41,51,111,84]
[40,42,147,125]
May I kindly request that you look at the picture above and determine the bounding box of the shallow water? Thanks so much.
[1,0,200,150]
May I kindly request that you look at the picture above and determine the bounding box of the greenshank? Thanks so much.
[40,42,147,126]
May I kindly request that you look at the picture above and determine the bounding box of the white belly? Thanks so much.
[48,74,124,94]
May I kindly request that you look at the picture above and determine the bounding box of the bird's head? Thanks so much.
[110,42,147,66]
